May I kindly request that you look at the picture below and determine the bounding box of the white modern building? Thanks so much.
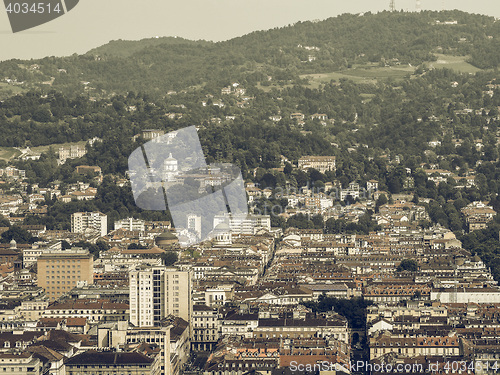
[129,266,192,327]
[187,214,201,238]
[114,217,146,232]
[213,213,271,235]
[71,211,108,237]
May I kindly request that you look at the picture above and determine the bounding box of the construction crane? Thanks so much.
[390,0,395,12]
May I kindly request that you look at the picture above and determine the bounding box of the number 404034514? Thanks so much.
[5,2,62,14]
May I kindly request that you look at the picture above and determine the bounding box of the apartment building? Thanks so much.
[370,334,460,360]
[64,351,159,375]
[19,300,49,321]
[461,201,496,231]
[192,305,219,351]
[42,299,128,323]
[213,213,271,235]
[0,353,42,375]
[114,217,146,231]
[71,211,108,237]
[129,266,192,327]
[142,129,165,140]
[22,241,62,267]
[37,248,94,300]
[126,326,170,375]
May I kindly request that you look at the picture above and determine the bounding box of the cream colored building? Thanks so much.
[58,145,87,164]
[37,248,94,300]
[97,323,171,375]
[298,156,336,173]
[129,266,192,327]
[192,305,219,351]
[23,241,62,267]
[65,350,159,375]
[71,211,108,237]
[126,326,171,375]
[19,300,49,321]
[0,353,42,375]
[370,335,460,359]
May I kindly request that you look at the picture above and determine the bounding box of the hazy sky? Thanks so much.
[1,0,500,61]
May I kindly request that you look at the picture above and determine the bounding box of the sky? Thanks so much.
[1,0,500,61]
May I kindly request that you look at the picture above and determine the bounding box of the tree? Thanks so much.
[325,218,347,233]
[32,108,52,122]
[311,214,324,229]
[96,240,110,252]
[161,251,178,266]
[61,240,72,249]
[287,213,314,229]
[375,193,388,212]
[397,259,418,272]
[309,169,324,183]
[284,162,293,175]
[412,193,419,204]
[1,226,33,244]
[0,216,10,228]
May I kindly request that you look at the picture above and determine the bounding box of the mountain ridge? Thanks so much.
[0,10,499,98]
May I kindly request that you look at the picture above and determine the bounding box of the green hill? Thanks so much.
[86,36,209,58]
[0,10,499,98]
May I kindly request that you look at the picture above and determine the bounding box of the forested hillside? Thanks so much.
[1,10,500,97]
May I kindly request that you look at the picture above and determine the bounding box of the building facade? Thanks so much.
[114,217,146,231]
[0,353,42,375]
[64,351,159,375]
[129,266,192,327]
[37,248,94,300]
[298,156,336,173]
[71,212,108,237]
[213,214,271,235]
[192,305,219,351]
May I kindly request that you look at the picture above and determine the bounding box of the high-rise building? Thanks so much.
[71,211,108,237]
[129,266,192,327]
[37,248,94,301]
[187,214,201,238]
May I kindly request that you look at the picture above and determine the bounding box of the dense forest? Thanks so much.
[1,10,500,97]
